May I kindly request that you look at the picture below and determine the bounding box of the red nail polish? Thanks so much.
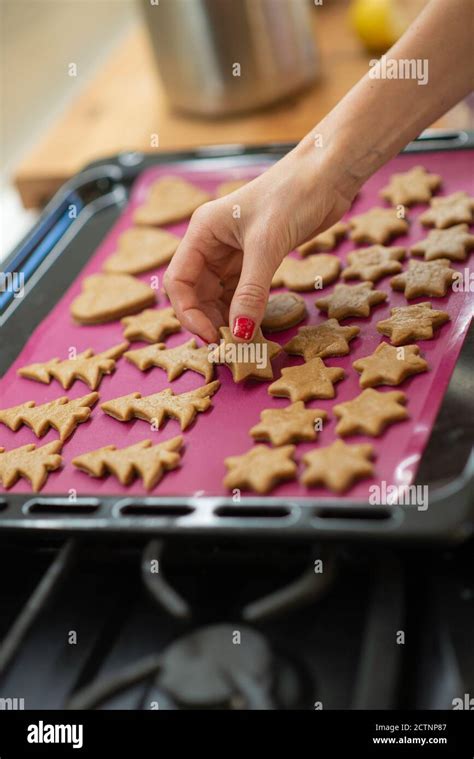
[233,316,255,340]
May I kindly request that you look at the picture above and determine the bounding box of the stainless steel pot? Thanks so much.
[141,0,319,116]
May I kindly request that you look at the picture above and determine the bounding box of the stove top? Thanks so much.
[0,538,473,711]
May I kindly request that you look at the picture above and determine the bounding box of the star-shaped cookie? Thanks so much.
[133,176,211,226]
[315,282,387,320]
[18,342,129,390]
[410,224,474,262]
[342,245,405,282]
[283,320,359,361]
[268,358,344,402]
[271,254,341,291]
[223,444,297,494]
[208,327,281,382]
[380,166,441,206]
[72,436,183,490]
[353,343,428,388]
[101,381,220,431]
[0,440,63,491]
[376,302,450,345]
[419,192,474,229]
[349,208,409,244]
[121,307,181,343]
[333,388,408,437]
[390,259,455,299]
[301,440,375,492]
[297,222,348,255]
[125,338,214,382]
[250,402,327,446]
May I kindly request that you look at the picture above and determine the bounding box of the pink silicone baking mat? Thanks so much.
[1,149,473,499]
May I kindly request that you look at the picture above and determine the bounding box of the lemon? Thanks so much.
[350,0,400,53]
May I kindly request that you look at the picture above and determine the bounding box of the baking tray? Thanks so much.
[0,131,473,541]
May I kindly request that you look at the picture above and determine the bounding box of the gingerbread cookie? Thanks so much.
[71,274,156,324]
[121,307,181,343]
[419,192,474,229]
[103,228,180,275]
[376,302,450,345]
[349,208,409,244]
[101,380,220,431]
[223,444,297,494]
[0,440,63,491]
[301,440,375,493]
[250,402,327,446]
[315,282,387,320]
[297,222,348,255]
[410,224,474,262]
[208,327,281,382]
[333,388,408,437]
[0,392,99,441]
[390,259,455,299]
[342,245,405,282]
[271,254,341,291]
[133,176,211,226]
[18,342,129,390]
[125,338,214,382]
[380,166,441,207]
[283,320,359,361]
[268,358,344,402]
[215,179,248,197]
[353,343,428,388]
[262,292,307,332]
[72,436,183,490]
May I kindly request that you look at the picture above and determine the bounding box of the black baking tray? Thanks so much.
[0,130,473,542]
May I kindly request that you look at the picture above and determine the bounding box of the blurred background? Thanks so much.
[1,0,472,260]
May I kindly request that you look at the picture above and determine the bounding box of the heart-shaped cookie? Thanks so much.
[71,273,156,324]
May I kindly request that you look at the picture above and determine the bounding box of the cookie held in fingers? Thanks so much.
[390,259,456,299]
[72,436,183,490]
[208,327,281,382]
[103,227,180,274]
[419,192,474,229]
[133,176,211,226]
[376,303,450,345]
[268,358,344,402]
[297,222,348,255]
[349,208,409,244]
[125,338,214,382]
[380,166,441,207]
[250,402,327,446]
[71,274,156,324]
[333,389,408,437]
[410,224,474,262]
[121,307,181,343]
[342,245,405,282]
[101,381,220,431]
[301,440,375,493]
[271,254,341,291]
[223,444,297,494]
[18,342,129,390]
[315,282,387,320]
[0,393,99,441]
[261,292,307,332]
[0,441,63,491]
[283,320,359,361]
[353,343,428,388]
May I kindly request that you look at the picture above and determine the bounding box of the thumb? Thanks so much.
[229,251,274,342]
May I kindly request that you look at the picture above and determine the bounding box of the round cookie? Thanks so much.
[262,292,307,332]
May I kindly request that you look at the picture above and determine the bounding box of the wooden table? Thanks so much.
[13,3,469,208]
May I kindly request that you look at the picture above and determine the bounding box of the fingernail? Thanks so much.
[233,316,255,341]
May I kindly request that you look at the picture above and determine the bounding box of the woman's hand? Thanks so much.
[164,137,358,343]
